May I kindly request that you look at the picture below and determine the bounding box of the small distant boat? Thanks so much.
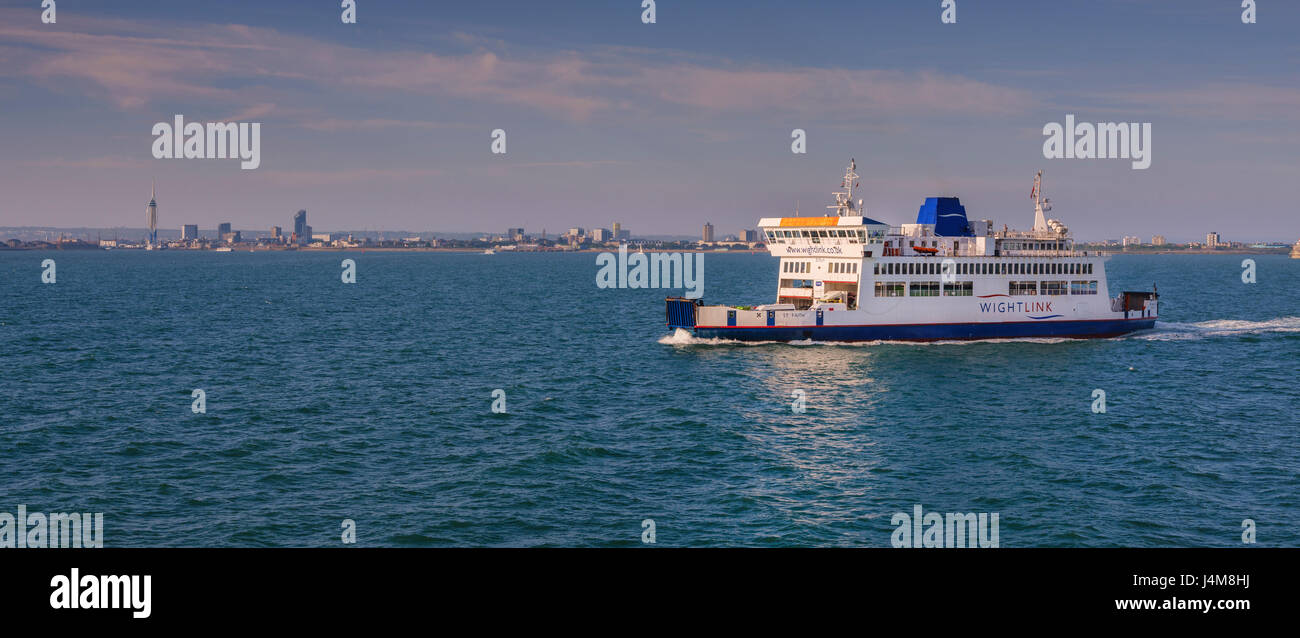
[483,249,496,255]
[214,247,233,252]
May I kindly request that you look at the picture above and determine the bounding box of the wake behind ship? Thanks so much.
[666,161,1158,342]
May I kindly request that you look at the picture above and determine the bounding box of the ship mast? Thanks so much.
[827,158,861,217]
[1031,169,1051,232]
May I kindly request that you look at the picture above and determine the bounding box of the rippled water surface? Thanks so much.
[1,251,1297,546]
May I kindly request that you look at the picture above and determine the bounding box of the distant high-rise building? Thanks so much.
[591,228,612,242]
[217,222,232,238]
[1151,235,1166,246]
[741,229,760,242]
[1206,232,1220,248]
[702,222,714,243]
[271,226,282,240]
[293,210,307,244]
[1122,236,1141,247]
[182,224,198,240]
[507,228,525,241]
[145,179,158,246]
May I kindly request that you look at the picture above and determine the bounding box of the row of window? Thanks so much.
[1001,241,1066,251]
[874,261,1094,276]
[783,261,861,275]
[874,281,974,297]
[1009,281,1099,296]
[872,280,1099,297]
[767,229,869,243]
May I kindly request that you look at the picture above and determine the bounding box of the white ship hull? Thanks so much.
[665,163,1159,342]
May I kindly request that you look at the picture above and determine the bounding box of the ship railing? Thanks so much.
[1000,250,1088,257]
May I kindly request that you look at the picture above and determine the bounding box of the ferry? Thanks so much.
[666,161,1158,341]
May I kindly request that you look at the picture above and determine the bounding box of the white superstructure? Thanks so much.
[666,162,1158,341]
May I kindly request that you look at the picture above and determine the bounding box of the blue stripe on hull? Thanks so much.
[693,318,1156,342]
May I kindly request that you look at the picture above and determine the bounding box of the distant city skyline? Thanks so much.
[4,181,1282,245]
[2,1,1298,240]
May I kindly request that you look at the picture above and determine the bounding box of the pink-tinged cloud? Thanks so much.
[21,155,154,170]
[1097,84,1300,121]
[252,167,444,187]
[0,8,1034,122]
[296,118,462,132]
[219,103,278,122]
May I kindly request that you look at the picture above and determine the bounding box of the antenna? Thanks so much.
[827,159,861,217]
[1031,169,1049,232]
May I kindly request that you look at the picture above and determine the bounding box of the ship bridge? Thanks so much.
[758,216,889,309]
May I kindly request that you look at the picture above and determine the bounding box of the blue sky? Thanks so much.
[2,0,1297,241]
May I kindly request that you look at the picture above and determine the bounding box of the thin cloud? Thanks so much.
[297,118,462,132]
[22,155,153,170]
[253,167,444,187]
[0,7,1036,122]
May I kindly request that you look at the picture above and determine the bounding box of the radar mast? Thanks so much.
[827,159,862,217]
